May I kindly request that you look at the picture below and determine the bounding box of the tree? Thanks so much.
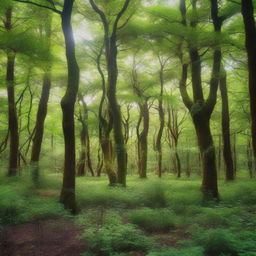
[14,0,80,213]
[31,11,52,185]
[219,67,235,180]
[4,6,19,176]
[178,0,223,199]
[89,0,131,186]
[132,64,150,178]
[241,0,256,170]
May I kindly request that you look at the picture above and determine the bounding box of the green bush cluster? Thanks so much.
[81,210,154,256]
[127,207,176,232]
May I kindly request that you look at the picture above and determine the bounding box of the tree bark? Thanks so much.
[89,0,130,186]
[241,0,256,169]
[59,0,80,213]
[155,68,165,178]
[31,14,52,166]
[31,75,51,157]
[6,51,19,176]
[5,8,19,176]
[178,0,221,199]
[137,101,149,178]
[96,46,117,185]
[219,68,234,180]
[247,139,254,179]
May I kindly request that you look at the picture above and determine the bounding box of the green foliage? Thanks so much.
[194,229,238,256]
[236,231,256,256]
[147,246,204,256]
[193,207,241,228]
[127,207,176,232]
[0,175,68,225]
[142,182,168,208]
[81,210,154,256]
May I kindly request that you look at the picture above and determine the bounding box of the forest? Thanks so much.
[0,0,256,255]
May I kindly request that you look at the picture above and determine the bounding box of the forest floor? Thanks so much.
[0,172,256,256]
[0,218,86,256]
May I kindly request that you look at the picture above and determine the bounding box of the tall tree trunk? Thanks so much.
[219,68,234,180]
[156,68,165,178]
[233,133,237,174]
[6,51,19,176]
[5,8,19,176]
[193,115,218,198]
[241,0,256,168]
[30,73,51,185]
[59,0,80,213]
[174,144,181,178]
[247,138,254,179]
[31,13,52,170]
[89,0,130,186]
[137,101,149,178]
[107,43,127,185]
[77,116,86,177]
[178,0,222,199]
[97,46,117,185]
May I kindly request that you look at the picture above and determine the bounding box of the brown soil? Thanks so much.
[0,219,87,256]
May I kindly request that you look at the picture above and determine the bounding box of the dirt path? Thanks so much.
[0,219,87,256]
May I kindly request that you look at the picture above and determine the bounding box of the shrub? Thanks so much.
[193,207,240,228]
[194,229,238,256]
[127,208,176,232]
[81,210,154,256]
[142,182,168,208]
[147,246,204,256]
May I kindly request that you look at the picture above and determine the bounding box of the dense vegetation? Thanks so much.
[0,0,256,255]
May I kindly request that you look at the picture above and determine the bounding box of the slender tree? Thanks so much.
[4,7,19,176]
[241,0,256,168]
[14,0,80,213]
[31,12,52,184]
[178,0,223,198]
[89,0,131,185]
[219,67,235,180]
[132,67,150,178]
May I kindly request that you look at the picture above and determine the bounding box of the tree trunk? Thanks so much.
[6,51,19,176]
[30,73,51,183]
[31,13,52,174]
[241,0,256,168]
[107,43,127,185]
[175,148,181,178]
[219,69,234,180]
[137,101,149,178]
[247,139,254,179]
[178,0,221,199]
[5,8,19,176]
[96,147,103,177]
[193,115,218,198]
[233,133,237,174]
[77,119,86,176]
[156,69,165,178]
[97,48,117,185]
[59,0,80,214]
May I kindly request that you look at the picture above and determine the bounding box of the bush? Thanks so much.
[193,207,240,228]
[147,246,204,256]
[81,210,154,256]
[127,208,176,232]
[236,231,256,256]
[194,229,238,256]
[142,182,168,208]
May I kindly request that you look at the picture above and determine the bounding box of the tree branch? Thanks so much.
[13,0,62,14]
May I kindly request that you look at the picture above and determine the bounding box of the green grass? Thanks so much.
[0,172,256,255]
[127,207,177,232]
